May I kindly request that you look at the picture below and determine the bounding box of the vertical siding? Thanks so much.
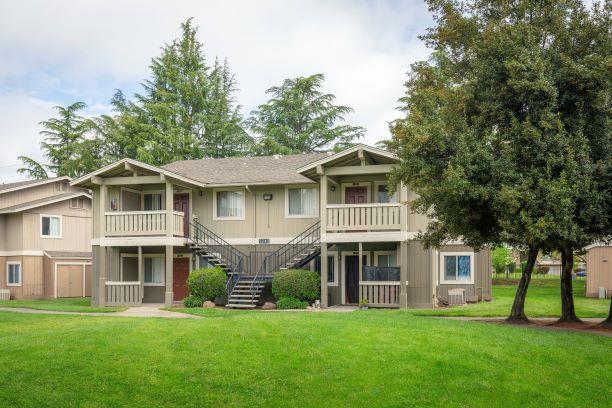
[0,181,84,209]
[586,247,612,297]
[4,214,23,251]
[406,241,433,308]
[0,255,44,299]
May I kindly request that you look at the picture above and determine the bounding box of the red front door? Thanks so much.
[173,257,190,301]
[345,186,368,204]
[173,193,190,236]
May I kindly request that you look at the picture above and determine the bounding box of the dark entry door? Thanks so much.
[345,186,368,204]
[173,257,190,301]
[173,193,190,236]
[345,255,360,303]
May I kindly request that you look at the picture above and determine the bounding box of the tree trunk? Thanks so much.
[507,245,538,323]
[559,244,581,323]
[602,298,612,328]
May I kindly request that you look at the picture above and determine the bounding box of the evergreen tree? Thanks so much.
[248,73,365,155]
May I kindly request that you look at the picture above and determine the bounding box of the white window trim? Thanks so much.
[120,253,165,286]
[6,261,22,286]
[40,214,62,239]
[439,251,475,284]
[213,187,246,220]
[140,190,164,211]
[327,251,339,286]
[284,184,319,219]
[340,182,371,204]
[373,250,398,267]
[373,181,399,204]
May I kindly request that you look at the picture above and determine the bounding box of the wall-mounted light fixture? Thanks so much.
[263,193,273,201]
[330,185,336,192]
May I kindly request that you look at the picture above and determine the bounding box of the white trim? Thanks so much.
[373,251,398,267]
[40,214,62,239]
[439,251,475,285]
[322,231,407,243]
[91,237,187,247]
[341,182,371,204]
[373,181,399,204]
[326,251,339,286]
[6,261,22,287]
[0,192,91,214]
[296,144,398,173]
[0,176,71,195]
[213,187,246,220]
[120,253,165,286]
[340,251,371,305]
[0,250,44,257]
[284,184,319,219]
[54,261,91,298]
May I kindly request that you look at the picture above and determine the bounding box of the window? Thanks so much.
[327,253,338,286]
[143,193,162,211]
[7,262,21,286]
[376,254,397,267]
[286,187,317,217]
[55,182,68,192]
[144,256,164,285]
[440,252,474,284]
[41,215,61,238]
[215,189,244,219]
[375,182,398,203]
[70,197,84,209]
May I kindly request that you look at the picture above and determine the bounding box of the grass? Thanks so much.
[411,279,609,318]
[0,310,610,407]
[0,297,126,313]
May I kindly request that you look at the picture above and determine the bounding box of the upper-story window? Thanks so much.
[41,214,61,238]
[214,189,245,220]
[143,193,162,211]
[286,187,317,218]
[55,181,68,192]
[440,252,474,284]
[70,197,84,209]
[375,182,398,203]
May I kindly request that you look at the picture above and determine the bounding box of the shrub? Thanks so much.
[187,267,227,301]
[492,246,512,274]
[272,269,320,302]
[506,262,516,274]
[276,296,308,309]
[183,295,203,308]
[536,266,550,275]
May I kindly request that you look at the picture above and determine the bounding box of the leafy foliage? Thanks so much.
[271,269,320,302]
[276,296,308,310]
[491,247,513,274]
[183,295,204,308]
[248,73,365,155]
[187,267,227,301]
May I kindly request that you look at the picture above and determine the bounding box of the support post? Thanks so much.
[358,242,363,303]
[138,246,143,302]
[321,243,328,308]
[399,241,408,308]
[99,184,107,237]
[165,245,174,306]
[320,174,327,234]
[165,182,174,237]
[98,246,106,307]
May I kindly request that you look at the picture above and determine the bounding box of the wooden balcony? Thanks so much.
[359,282,400,307]
[325,203,401,232]
[105,281,142,306]
[104,210,184,237]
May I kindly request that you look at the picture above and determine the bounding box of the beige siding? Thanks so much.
[0,255,44,299]
[2,214,23,251]
[0,181,75,209]
[586,247,612,298]
[406,241,433,308]
[436,245,492,303]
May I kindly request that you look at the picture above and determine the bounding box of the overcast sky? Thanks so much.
[0,0,433,182]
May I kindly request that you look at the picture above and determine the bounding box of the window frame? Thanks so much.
[439,251,475,284]
[373,250,398,267]
[141,190,164,211]
[327,251,339,286]
[40,214,62,239]
[6,261,22,286]
[284,185,319,219]
[373,181,399,204]
[120,253,165,286]
[213,187,246,220]
[69,197,84,209]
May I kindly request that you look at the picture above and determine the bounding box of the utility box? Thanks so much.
[599,287,607,299]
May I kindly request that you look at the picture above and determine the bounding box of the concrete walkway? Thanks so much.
[0,306,200,319]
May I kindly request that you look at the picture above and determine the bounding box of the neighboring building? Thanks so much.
[0,177,92,299]
[585,244,612,298]
[72,144,491,308]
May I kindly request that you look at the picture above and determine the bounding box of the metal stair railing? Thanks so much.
[249,221,321,303]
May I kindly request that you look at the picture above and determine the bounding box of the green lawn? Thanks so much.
[411,279,609,318]
[0,311,609,407]
[0,297,126,313]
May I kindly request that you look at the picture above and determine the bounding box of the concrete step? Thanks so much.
[230,294,261,298]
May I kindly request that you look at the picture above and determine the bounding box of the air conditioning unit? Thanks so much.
[0,289,10,301]
[448,288,466,306]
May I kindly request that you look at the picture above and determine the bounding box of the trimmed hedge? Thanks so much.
[276,296,308,310]
[272,269,320,302]
[183,295,203,308]
[187,267,227,301]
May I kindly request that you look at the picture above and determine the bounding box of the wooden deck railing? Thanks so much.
[104,211,184,237]
[359,282,400,306]
[105,281,141,306]
[325,203,401,231]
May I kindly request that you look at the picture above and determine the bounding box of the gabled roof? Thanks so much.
[297,144,398,176]
[0,192,91,214]
[0,176,71,195]
[162,152,328,186]
[70,158,208,188]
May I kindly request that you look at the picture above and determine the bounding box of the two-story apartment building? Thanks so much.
[72,145,491,308]
[0,177,92,299]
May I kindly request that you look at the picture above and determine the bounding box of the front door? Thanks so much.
[173,257,190,301]
[345,255,360,304]
[345,186,368,204]
[173,193,190,236]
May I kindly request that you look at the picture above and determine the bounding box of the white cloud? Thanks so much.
[0,0,433,180]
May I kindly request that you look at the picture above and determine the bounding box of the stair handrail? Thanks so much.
[249,221,320,303]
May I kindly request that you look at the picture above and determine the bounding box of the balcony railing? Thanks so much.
[105,281,141,305]
[325,203,401,231]
[104,211,184,237]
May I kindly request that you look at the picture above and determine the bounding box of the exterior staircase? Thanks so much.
[226,221,321,309]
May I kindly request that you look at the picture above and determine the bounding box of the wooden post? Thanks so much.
[138,246,143,303]
[358,242,363,303]
[165,182,173,237]
[319,173,327,234]
[165,245,174,306]
[399,241,408,308]
[99,184,107,237]
[98,246,106,307]
[321,243,328,308]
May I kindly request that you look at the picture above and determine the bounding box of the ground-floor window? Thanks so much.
[327,252,338,286]
[7,262,21,286]
[144,256,165,285]
[440,252,474,284]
